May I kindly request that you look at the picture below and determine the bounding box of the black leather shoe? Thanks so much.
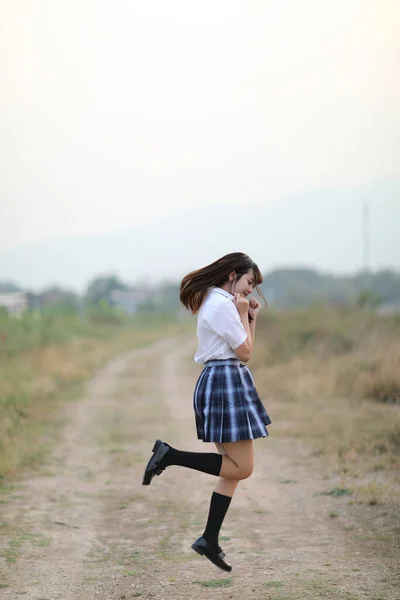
[142,440,169,486]
[191,536,232,572]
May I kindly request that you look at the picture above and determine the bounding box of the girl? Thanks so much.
[142,252,271,572]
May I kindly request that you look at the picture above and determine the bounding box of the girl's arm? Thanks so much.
[233,295,252,362]
[235,296,261,362]
[248,297,261,347]
[248,316,257,346]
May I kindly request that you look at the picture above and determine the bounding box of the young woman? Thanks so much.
[142,252,271,572]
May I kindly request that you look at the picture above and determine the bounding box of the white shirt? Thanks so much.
[194,287,248,364]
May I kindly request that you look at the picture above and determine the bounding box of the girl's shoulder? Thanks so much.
[200,291,237,325]
[201,288,231,310]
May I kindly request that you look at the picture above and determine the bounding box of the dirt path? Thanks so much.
[0,338,397,599]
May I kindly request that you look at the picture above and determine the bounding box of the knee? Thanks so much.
[238,463,254,480]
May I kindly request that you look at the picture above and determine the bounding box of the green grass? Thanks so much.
[265,580,283,587]
[194,578,232,587]
[1,530,53,564]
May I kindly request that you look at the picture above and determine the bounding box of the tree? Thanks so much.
[85,275,129,306]
[40,287,80,313]
[356,289,380,309]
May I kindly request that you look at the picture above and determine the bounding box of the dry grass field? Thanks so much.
[253,308,400,487]
[0,307,398,599]
[0,313,179,479]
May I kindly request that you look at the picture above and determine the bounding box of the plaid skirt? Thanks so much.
[193,358,271,443]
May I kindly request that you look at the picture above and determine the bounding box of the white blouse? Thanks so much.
[194,287,248,364]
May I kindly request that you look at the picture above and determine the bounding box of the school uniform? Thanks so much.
[193,287,271,443]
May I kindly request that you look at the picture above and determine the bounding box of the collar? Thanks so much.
[210,286,234,300]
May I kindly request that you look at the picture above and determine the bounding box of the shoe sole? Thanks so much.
[141,440,163,486]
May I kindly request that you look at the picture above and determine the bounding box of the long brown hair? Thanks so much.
[180,252,265,314]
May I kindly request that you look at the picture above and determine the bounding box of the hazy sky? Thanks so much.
[1,1,399,290]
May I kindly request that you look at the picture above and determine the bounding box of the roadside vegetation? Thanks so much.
[252,306,400,503]
[0,305,180,481]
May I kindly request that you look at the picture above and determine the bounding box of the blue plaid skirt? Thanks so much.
[193,359,271,443]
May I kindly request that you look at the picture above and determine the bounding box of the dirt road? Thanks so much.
[0,338,397,599]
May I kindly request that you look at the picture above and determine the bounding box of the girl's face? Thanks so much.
[230,269,255,297]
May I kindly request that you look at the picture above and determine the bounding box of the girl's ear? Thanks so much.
[229,270,236,282]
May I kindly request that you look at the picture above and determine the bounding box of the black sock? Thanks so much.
[202,492,232,547]
[162,446,222,476]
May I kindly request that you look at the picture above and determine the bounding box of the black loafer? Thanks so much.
[191,536,232,572]
[142,440,169,486]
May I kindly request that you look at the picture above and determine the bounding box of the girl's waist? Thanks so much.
[204,359,241,368]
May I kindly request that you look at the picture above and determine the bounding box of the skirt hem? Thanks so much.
[197,428,270,443]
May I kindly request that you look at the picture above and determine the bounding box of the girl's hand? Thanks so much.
[248,297,261,321]
[234,293,249,316]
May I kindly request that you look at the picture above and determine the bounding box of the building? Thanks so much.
[0,292,29,316]
[0,292,42,315]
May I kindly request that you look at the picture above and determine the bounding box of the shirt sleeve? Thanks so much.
[207,300,248,350]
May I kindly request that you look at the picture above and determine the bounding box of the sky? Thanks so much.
[1,0,399,291]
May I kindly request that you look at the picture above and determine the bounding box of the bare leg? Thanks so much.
[214,442,239,497]
[218,439,254,481]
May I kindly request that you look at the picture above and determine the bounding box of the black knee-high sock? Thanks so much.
[162,446,222,476]
[202,492,232,547]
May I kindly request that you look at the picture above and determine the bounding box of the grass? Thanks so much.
[252,307,400,585]
[0,530,52,564]
[265,580,284,587]
[4,305,397,488]
[194,578,232,587]
[260,574,391,600]
[0,312,179,480]
[253,308,400,481]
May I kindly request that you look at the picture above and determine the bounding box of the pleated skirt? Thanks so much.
[193,358,271,443]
